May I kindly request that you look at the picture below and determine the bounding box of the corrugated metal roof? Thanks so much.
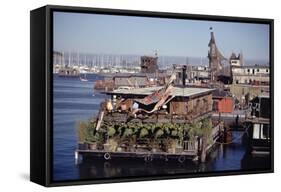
[107,86,214,97]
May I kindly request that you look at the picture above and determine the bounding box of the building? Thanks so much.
[58,67,80,77]
[94,74,152,91]
[246,94,271,155]
[249,94,270,119]
[229,83,269,107]
[188,65,210,82]
[229,52,243,67]
[231,65,270,85]
[172,64,210,85]
[113,75,150,88]
[212,90,234,113]
[229,64,270,105]
[78,75,223,163]
[172,64,187,85]
[208,30,227,81]
[140,56,159,73]
[106,86,214,122]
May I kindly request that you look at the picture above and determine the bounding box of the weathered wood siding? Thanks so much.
[169,93,212,118]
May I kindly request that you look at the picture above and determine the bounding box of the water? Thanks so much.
[53,74,106,181]
[53,74,270,182]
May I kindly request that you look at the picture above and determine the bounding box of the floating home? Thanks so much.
[245,94,271,156]
[76,75,224,164]
[105,86,214,122]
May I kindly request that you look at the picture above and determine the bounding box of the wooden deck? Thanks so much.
[75,149,198,164]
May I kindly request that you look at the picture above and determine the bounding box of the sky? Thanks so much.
[53,11,270,62]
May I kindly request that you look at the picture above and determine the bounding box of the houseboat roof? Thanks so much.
[105,86,214,98]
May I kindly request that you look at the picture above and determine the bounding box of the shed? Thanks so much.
[212,90,234,113]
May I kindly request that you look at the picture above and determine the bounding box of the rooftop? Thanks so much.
[105,86,214,97]
[232,65,269,69]
[213,89,232,98]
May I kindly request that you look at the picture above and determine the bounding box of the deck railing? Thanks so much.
[183,140,197,152]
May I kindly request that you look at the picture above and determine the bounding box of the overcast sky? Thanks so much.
[54,11,270,62]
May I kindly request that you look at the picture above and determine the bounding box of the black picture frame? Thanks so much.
[30,5,274,187]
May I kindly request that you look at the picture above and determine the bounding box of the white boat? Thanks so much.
[80,74,88,82]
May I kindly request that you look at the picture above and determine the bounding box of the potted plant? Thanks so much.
[104,125,116,151]
[77,121,91,150]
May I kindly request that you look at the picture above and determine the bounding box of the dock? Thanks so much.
[75,149,198,164]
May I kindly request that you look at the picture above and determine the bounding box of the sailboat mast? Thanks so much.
[68,51,71,67]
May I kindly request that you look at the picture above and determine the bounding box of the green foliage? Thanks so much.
[123,128,133,138]
[155,129,164,138]
[94,131,104,144]
[107,126,116,137]
[201,118,212,135]
[171,130,178,137]
[188,120,202,138]
[77,118,214,146]
[187,118,213,143]
[140,128,149,138]
[163,124,171,135]
[201,118,213,145]
[77,120,101,144]
[77,122,88,143]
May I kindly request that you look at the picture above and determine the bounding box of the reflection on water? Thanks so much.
[78,159,200,179]
[76,134,270,180]
[53,74,270,182]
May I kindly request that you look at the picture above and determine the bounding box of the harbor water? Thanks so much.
[53,74,270,181]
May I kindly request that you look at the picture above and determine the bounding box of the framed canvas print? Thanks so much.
[30,5,274,186]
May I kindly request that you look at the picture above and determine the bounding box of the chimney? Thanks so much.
[182,65,187,86]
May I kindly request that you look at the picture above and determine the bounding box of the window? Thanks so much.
[253,124,260,139]
[261,124,270,140]
[253,124,270,140]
